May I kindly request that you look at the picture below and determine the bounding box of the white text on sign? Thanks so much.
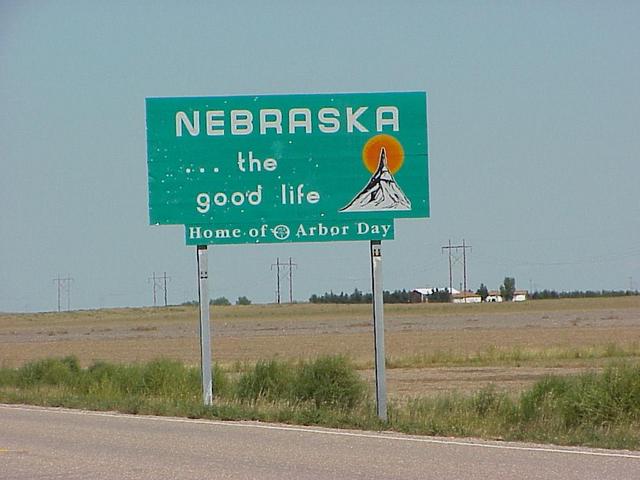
[176,106,399,137]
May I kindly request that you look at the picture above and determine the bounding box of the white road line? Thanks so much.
[2,403,640,460]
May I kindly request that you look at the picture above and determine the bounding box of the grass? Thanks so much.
[391,364,640,449]
[1,355,639,450]
[383,343,640,369]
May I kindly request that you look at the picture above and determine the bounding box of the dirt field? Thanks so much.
[1,297,639,399]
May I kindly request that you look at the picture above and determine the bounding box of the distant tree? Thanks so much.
[384,289,411,303]
[530,289,559,300]
[476,283,489,302]
[529,289,639,300]
[427,288,451,303]
[350,288,364,303]
[211,296,231,306]
[236,296,251,305]
[308,288,411,304]
[500,277,516,302]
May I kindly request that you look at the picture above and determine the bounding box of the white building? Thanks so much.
[513,290,528,302]
[410,287,460,303]
[452,292,482,304]
[486,290,528,302]
[486,291,503,302]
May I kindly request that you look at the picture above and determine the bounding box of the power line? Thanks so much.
[270,258,297,304]
[162,271,171,306]
[285,257,297,303]
[442,239,472,292]
[53,274,73,312]
[443,239,453,293]
[148,273,159,306]
[148,272,171,307]
[271,258,283,304]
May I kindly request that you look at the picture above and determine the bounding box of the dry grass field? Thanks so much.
[2,297,639,400]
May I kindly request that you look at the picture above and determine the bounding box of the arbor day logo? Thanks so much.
[271,225,291,241]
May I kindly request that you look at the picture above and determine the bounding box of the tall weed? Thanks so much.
[294,356,366,409]
[16,356,81,387]
[236,360,294,402]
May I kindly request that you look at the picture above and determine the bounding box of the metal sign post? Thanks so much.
[196,245,213,405]
[370,240,387,421]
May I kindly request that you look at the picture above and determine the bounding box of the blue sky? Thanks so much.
[1,1,639,311]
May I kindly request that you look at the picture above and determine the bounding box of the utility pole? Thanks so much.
[444,239,453,293]
[162,271,171,306]
[441,239,472,295]
[149,272,157,307]
[462,239,468,294]
[271,258,282,304]
[284,257,297,303]
[148,272,166,307]
[53,274,73,312]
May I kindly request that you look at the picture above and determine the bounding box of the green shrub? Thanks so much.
[471,385,509,417]
[61,356,81,374]
[519,375,571,423]
[17,356,82,387]
[563,364,640,427]
[519,364,640,429]
[86,361,145,395]
[141,359,195,396]
[83,359,228,400]
[87,361,122,384]
[211,364,230,398]
[236,360,293,402]
[0,367,18,387]
[293,356,366,409]
[0,367,18,386]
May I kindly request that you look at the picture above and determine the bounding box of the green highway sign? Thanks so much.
[146,91,429,227]
[185,218,394,245]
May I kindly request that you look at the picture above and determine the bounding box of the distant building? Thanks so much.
[486,291,503,302]
[410,288,431,303]
[513,290,528,302]
[411,287,527,303]
[452,291,482,304]
[410,287,460,303]
[486,290,529,302]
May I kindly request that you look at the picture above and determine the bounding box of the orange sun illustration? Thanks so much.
[362,134,405,174]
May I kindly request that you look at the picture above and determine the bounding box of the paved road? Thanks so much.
[1,404,639,479]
